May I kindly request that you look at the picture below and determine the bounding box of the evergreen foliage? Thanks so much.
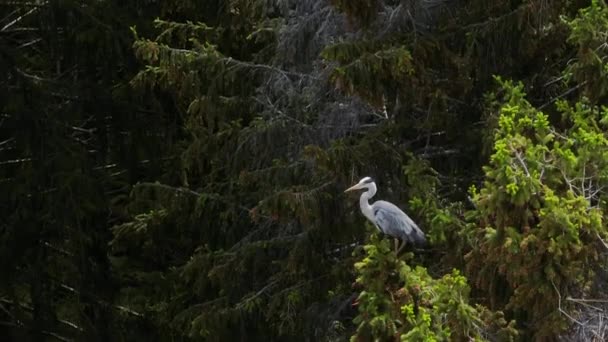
[2,0,608,341]
[564,0,608,102]
[465,77,608,339]
[351,231,517,341]
[1,1,167,340]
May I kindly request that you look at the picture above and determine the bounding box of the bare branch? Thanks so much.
[418,147,460,159]
[552,280,584,327]
[539,82,586,110]
[0,157,32,166]
[1,4,45,32]
[16,38,41,49]
[0,138,15,147]
[114,305,143,318]
[56,283,143,318]
[0,298,82,331]
[596,233,608,251]
[42,241,74,257]
[566,297,608,304]
[512,149,530,177]
[41,330,73,342]
[13,67,46,82]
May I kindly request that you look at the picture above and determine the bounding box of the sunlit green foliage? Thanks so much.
[351,231,517,341]
[465,76,608,339]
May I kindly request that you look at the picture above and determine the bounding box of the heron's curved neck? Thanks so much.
[359,183,377,222]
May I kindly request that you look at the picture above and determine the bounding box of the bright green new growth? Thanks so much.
[351,230,517,341]
[465,77,608,338]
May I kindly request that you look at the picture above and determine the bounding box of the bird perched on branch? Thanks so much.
[344,177,426,254]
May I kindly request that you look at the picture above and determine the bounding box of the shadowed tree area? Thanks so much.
[2,0,608,341]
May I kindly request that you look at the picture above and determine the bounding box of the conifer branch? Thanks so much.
[271,274,331,299]
[135,182,265,217]
[236,279,281,310]
[167,47,317,80]
[459,4,530,32]
[224,56,318,80]
[190,296,227,310]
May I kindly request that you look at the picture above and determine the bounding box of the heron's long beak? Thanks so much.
[344,184,361,193]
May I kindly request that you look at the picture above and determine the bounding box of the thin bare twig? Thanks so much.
[596,233,608,251]
[552,280,584,327]
[511,148,530,177]
[539,82,586,110]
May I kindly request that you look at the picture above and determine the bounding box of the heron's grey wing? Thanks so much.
[372,201,426,246]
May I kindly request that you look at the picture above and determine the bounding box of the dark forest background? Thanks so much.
[2,0,608,341]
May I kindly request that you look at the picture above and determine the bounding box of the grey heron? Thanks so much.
[344,177,426,254]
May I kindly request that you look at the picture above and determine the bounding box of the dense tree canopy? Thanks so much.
[2,0,608,341]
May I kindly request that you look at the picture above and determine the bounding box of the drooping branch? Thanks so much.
[134,182,261,217]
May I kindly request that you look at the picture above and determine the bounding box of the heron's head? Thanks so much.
[344,177,375,193]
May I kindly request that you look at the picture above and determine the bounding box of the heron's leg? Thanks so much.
[394,238,399,254]
[396,241,407,255]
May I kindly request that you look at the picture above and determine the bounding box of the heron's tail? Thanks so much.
[410,226,427,247]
